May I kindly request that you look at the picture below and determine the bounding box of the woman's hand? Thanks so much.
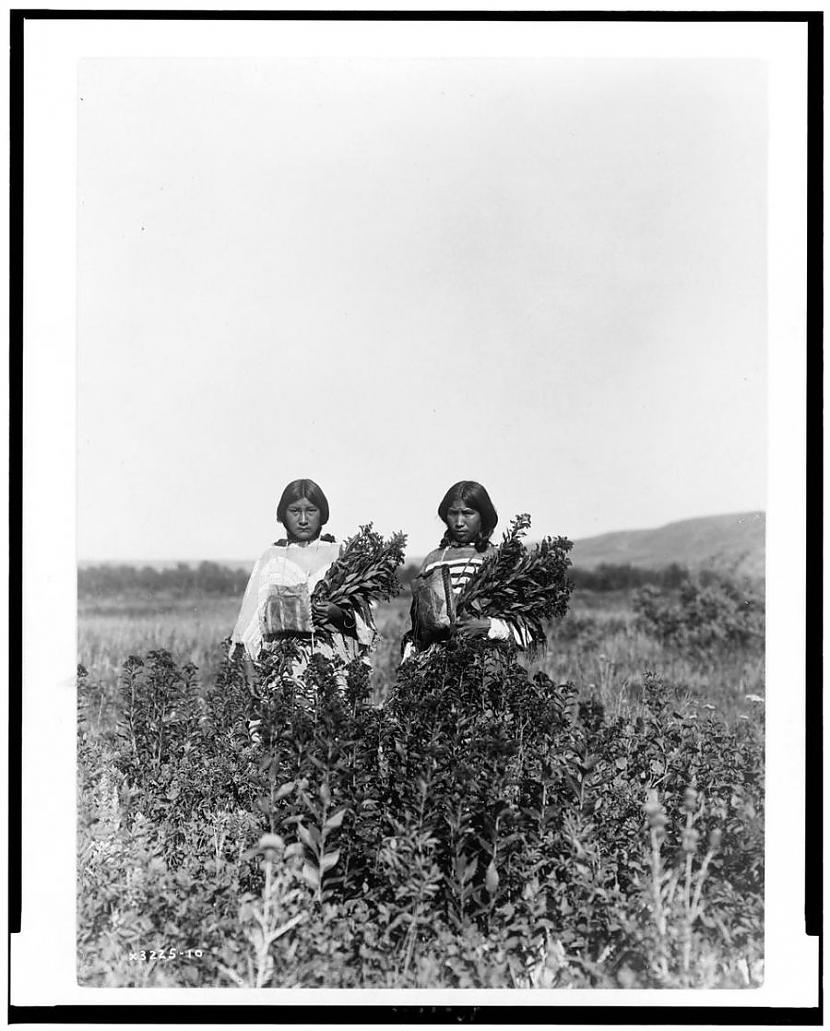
[313,600,339,624]
[312,600,355,631]
[455,616,491,639]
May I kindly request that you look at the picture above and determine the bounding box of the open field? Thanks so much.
[79,587,765,725]
[77,577,764,989]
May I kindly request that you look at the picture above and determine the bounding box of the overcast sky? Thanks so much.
[77,57,767,561]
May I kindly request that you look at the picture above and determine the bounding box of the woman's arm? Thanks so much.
[453,615,535,651]
[455,613,534,649]
[486,617,534,649]
[230,552,269,659]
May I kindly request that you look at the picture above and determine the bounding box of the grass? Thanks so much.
[76,581,765,989]
[79,587,764,724]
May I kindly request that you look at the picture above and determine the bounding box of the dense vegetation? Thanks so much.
[79,561,251,600]
[77,568,764,989]
[80,559,705,599]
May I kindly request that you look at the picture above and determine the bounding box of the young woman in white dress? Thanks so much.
[230,479,375,676]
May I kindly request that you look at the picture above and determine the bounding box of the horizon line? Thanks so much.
[78,509,765,566]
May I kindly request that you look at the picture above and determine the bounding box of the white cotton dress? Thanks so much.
[230,539,375,670]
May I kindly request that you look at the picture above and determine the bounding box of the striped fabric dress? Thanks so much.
[408,543,532,651]
[420,543,491,595]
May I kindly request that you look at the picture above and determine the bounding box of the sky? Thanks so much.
[77,57,767,562]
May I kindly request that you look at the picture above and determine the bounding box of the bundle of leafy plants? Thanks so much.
[312,524,407,637]
[455,514,574,648]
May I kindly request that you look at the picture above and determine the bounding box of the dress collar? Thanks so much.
[274,534,336,548]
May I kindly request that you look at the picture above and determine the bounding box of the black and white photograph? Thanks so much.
[11,10,817,1016]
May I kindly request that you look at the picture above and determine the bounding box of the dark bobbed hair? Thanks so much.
[437,481,498,551]
[276,479,330,527]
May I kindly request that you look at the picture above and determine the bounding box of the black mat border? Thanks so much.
[8,8,822,1025]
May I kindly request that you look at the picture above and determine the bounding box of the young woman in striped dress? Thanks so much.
[402,481,531,658]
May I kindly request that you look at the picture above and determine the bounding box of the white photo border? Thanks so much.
[10,9,818,1016]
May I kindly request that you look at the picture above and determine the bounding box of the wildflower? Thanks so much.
[702,704,716,710]
[744,694,764,704]
[244,833,285,862]
[617,963,638,989]
[644,790,666,828]
[683,786,699,812]
[681,828,700,853]
[643,791,661,816]
[522,878,540,901]
[708,828,723,850]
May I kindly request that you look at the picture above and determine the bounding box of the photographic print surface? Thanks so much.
[75,53,768,991]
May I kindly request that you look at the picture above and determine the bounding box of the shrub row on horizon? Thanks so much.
[77,559,742,599]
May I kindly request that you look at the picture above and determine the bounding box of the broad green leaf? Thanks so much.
[302,862,320,889]
[319,849,340,874]
[324,808,346,831]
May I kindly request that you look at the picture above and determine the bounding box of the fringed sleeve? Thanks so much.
[487,617,534,650]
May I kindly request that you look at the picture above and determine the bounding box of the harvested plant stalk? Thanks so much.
[455,513,573,647]
[312,523,407,635]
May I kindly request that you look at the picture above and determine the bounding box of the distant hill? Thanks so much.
[571,512,765,580]
[79,513,765,582]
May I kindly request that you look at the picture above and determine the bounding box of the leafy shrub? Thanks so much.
[79,561,251,599]
[571,562,690,592]
[632,573,764,655]
[77,631,764,988]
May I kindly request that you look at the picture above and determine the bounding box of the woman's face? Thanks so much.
[282,497,322,542]
[445,500,482,545]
